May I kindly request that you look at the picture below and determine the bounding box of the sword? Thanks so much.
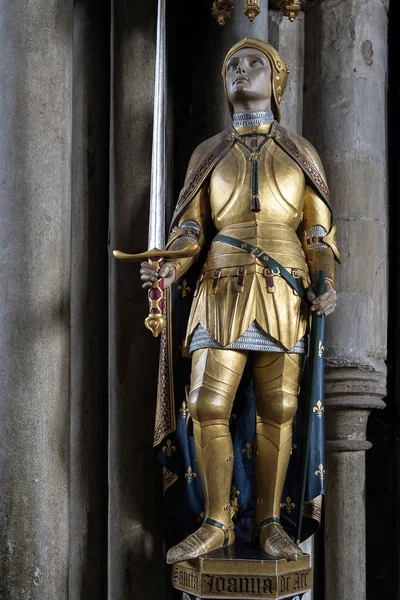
[113,0,199,338]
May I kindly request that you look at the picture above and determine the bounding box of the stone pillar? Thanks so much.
[324,370,385,599]
[203,2,270,136]
[303,1,388,598]
[268,10,316,599]
[109,1,167,598]
[0,1,73,598]
[269,9,304,134]
[69,1,110,597]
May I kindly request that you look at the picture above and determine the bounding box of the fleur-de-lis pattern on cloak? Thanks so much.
[315,464,326,482]
[280,496,296,514]
[178,279,191,298]
[185,466,197,484]
[179,400,188,419]
[313,400,324,418]
[241,442,253,460]
[162,439,176,457]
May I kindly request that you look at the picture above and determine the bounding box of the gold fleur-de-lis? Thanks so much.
[315,464,326,482]
[162,439,176,457]
[178,280,191,298]
[313,400,325,418]
[230,485,240,519]
[185,466,196,484]
[241,442,253,460]
[179,401,188,419]
[318,341,325,357]
[280,496,296,514]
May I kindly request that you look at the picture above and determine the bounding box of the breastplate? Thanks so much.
[209,139,305,231]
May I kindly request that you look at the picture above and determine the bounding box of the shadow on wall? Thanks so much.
[109,1,167,599]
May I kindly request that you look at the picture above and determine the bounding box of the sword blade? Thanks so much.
[148,0,166,250]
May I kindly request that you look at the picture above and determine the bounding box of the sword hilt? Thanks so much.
[144,256,167,338]
[113,244,200,338]
[113,243,200,262]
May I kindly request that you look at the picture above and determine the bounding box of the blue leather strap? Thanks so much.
[214,233,308,303]
[258,516,281,529]
[203,517,231,547]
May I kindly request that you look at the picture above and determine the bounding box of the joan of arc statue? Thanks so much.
[141,37,340,564]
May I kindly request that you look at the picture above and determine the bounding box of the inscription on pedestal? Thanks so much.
[180,591,306,600]
[173,563,311,598]
[172,543,312,599]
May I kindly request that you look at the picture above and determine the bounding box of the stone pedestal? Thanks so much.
[172,545,311,599]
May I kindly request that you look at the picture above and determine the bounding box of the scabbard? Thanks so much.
[296,269,326,543]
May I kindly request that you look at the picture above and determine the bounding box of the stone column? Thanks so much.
[203,2,270,137]
[69,1,110,597]
[109,2,167,598]
[303,1,388,599]
[268,11,318,600]
[0,1,73,598]
[269,9,304,134]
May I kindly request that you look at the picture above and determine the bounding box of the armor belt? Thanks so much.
[214,233,309,304]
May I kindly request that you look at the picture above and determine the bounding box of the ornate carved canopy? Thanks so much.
[211,0,303,25]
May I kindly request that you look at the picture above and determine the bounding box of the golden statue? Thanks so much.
[141,38,339,564]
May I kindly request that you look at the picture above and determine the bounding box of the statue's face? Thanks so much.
[225,48,272,109]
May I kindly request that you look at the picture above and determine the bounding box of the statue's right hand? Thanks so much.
[140,260,176,290]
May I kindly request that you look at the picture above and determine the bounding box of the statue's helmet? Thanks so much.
[222,37,290,123]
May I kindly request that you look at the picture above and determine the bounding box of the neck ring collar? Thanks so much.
[232,110,274,128]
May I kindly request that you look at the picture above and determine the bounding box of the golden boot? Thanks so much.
[166,348,248,564]
[252,352,304,561]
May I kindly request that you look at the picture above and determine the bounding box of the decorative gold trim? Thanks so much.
[153,290,176,447]
[212,0,235,25]
[163,467,178,495]
[243,0,261,22]
[303,495,323,523]
[277,0,302,21]
[230,485,241,520]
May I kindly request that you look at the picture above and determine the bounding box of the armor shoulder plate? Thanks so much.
[184,132,226,183]
[272,123,331,209]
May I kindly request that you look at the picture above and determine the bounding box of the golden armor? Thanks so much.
[157,38,339,565]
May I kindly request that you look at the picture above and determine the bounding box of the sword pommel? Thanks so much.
[144,314,167,338]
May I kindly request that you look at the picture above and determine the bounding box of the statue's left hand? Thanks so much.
[307,281,337,316]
